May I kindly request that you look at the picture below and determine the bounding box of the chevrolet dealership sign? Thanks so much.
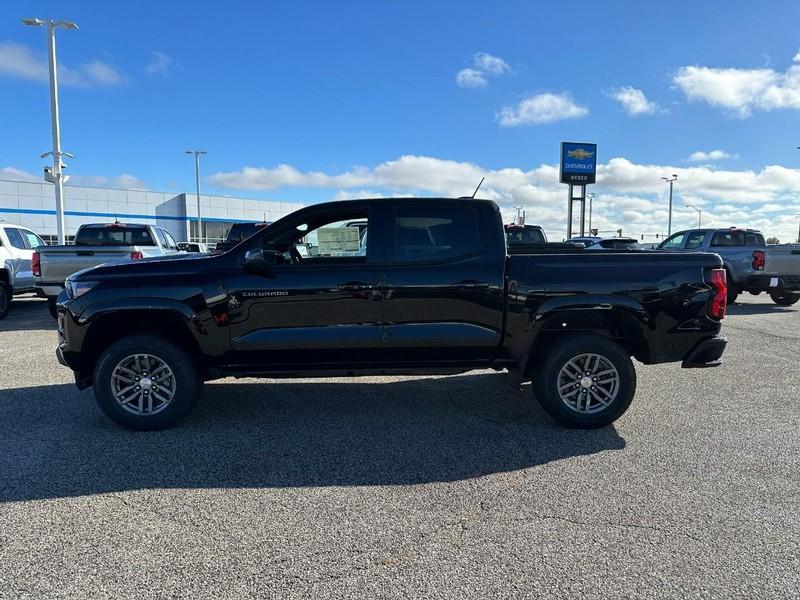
[560,142,597,185]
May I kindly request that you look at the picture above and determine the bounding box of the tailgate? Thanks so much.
[37,246,133,282]
[765,245,800,275]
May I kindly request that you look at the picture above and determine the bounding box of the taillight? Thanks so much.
[130,251,143,260]
[32,251,41,277]
[709,268,727,320]
[752,250,765,270]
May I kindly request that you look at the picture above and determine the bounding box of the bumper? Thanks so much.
[37,283,65,297]
[747,274,800,292]
[682,335,727,368]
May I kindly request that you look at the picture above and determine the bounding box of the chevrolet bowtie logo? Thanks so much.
[567,148,594,160]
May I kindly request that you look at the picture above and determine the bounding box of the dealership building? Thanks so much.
[0,178,302,246]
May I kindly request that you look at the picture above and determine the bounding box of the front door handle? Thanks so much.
[458,280,490,289]
[338,281,373,291]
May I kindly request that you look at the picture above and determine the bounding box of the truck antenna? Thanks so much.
[471,177,485,199]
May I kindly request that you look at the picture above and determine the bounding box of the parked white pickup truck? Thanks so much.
[34,222,184,317]
[0,223,48,319]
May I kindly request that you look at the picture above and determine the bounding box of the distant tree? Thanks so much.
[767,237,780,244]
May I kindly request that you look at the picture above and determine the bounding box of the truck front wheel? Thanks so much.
[769,290,800,306]
[533,335,636,429]
[93,334,203,430]
[0,282,10,320]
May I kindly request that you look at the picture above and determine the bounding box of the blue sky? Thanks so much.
[2,1,800,240]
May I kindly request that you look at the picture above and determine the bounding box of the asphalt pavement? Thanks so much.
[0,294,798,599]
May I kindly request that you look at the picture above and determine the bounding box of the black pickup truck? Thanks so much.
[56,198,728,431]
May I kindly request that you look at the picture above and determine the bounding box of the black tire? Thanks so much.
[0,282,10,320]
[748,290,762,296]
[47,297,58,319]
[93,334,202,430]
[533,334,636,429]
[726,277,739,305]
[769,290,800,306]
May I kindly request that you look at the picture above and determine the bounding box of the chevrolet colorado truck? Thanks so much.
[55,198,728,431]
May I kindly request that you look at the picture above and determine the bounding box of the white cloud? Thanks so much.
[0,41,124,87]
[208,154,800,242]
[673,50,800,116]
[0,166,38,181]
[608,86,661,116]
[67,173,147,189]
[456,52,511,88]
[687,149,738,162]
[497,92,588,126]
[81,60,124,86]
[473,52,511,76]
[456,68,486,88]
[144,51,172,77]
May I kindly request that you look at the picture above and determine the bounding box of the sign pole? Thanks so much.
[566,184,574,239]
[560,142,597,242]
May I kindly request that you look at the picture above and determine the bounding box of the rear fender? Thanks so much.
[521,295,651,373]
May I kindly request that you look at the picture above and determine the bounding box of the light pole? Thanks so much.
[23,17,78,245]
[686,204,702,228]
[586,193,595,233]
[795,214,800,244]
[661,174,678,236]
[185,150,207,243]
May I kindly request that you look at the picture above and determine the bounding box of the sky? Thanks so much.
[2,0,800,241]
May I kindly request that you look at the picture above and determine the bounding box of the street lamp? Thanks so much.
[795,214,800,244]
[686,204,702,228]
[661,174,678,236]
[185,150,207,243]
[23,17,79,245]
[586,193,595,233]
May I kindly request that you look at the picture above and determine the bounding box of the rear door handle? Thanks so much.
[458,280,490,289]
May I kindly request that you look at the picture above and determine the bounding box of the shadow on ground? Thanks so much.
[727,301,796,316]
[0,374,624,502]
[0,296,55,333]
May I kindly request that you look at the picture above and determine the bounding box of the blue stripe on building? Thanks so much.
[0,207,262,224]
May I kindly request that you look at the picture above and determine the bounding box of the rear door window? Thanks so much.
[685,231,706,249]
[5,228,27,249]
[711,231,745,247]
[394,206,480,263]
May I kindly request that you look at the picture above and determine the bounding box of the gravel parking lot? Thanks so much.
[0,295,798,599]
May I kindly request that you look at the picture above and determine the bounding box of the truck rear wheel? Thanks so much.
[726,278,739,305]
[0,281,9,320]
[93,334,202,430]
[769,290,800,306]
[533,335,636,429]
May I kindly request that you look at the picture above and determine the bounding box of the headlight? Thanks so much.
[66,279,99,299]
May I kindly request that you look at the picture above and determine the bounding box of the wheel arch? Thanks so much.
[77,309,206,387]
[524,306,649,376]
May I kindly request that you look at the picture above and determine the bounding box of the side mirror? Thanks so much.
[244,249,267,270]
[244,248,281,270]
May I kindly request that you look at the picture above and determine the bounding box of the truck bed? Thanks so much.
[36,245,135,286]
